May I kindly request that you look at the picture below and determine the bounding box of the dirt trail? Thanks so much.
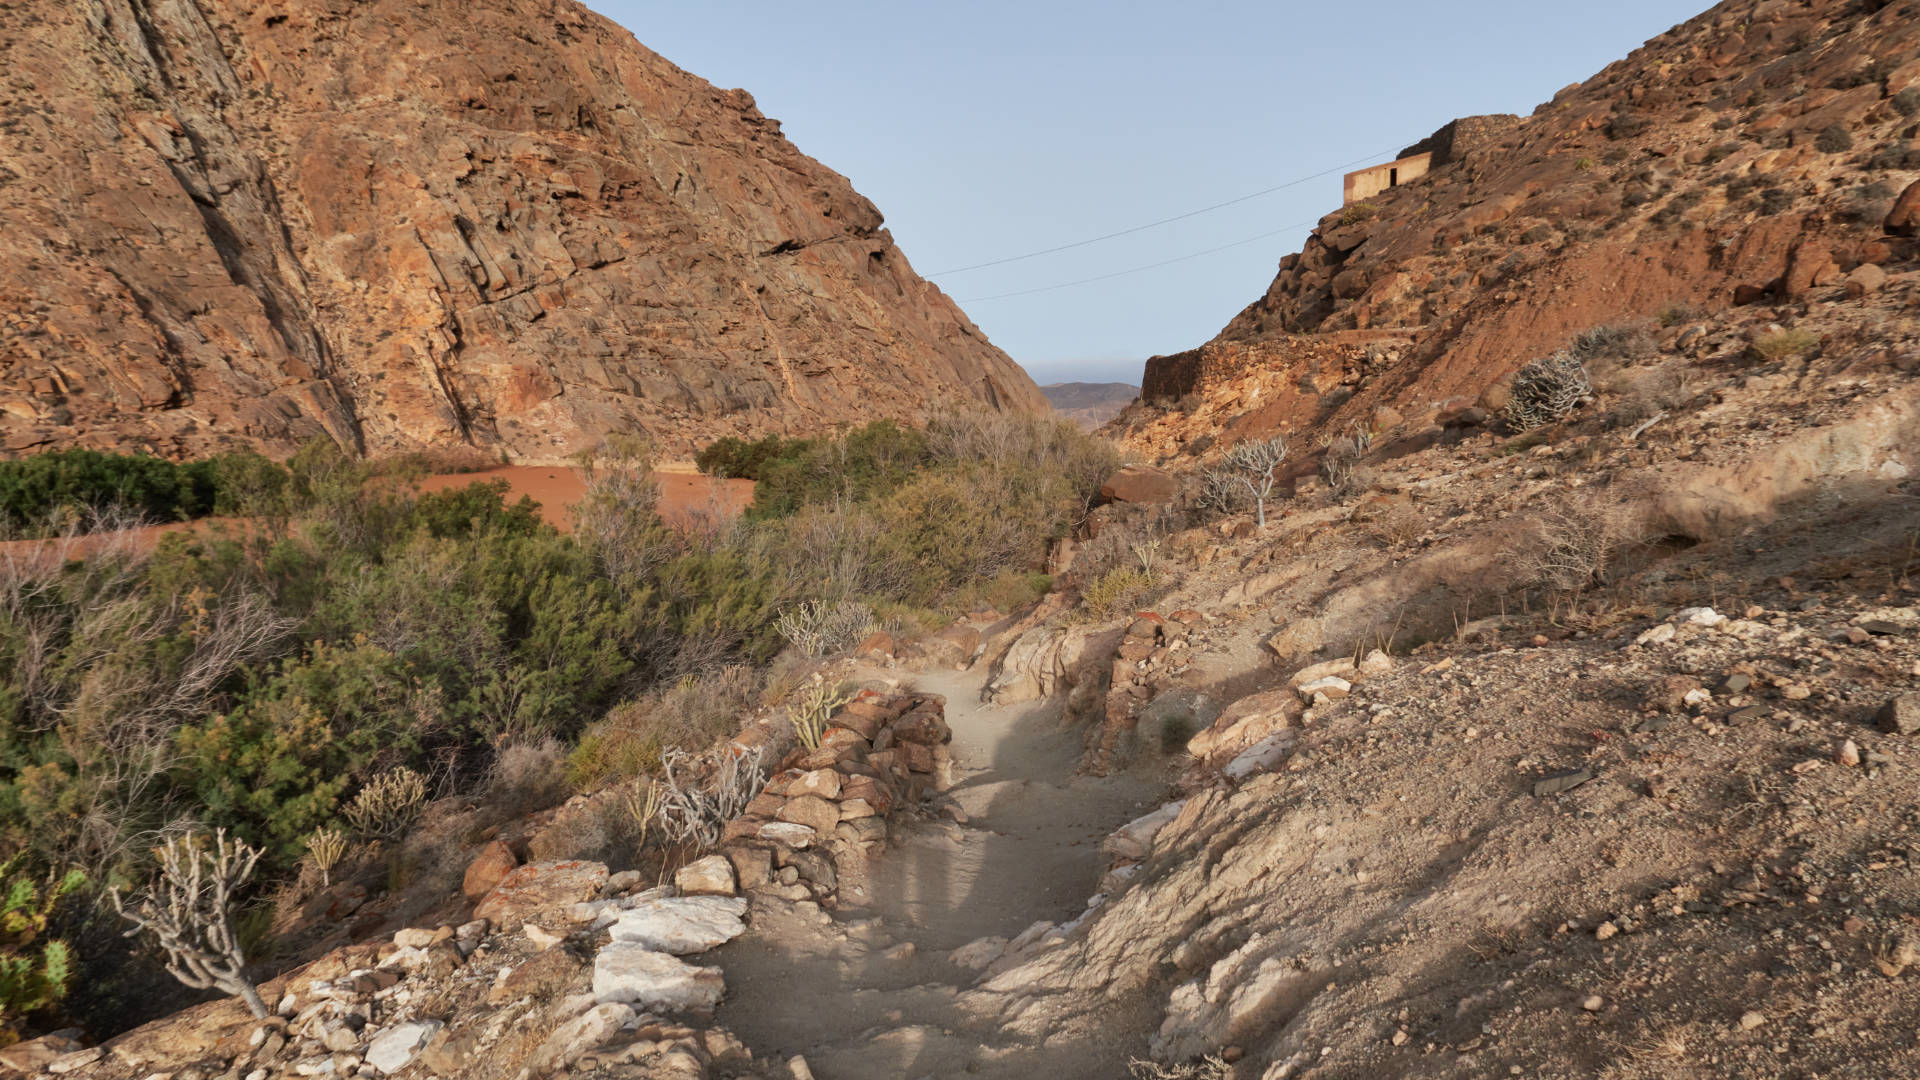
[714,667,1165,1079]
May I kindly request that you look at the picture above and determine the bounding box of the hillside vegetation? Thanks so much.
[0,413,1116,1041]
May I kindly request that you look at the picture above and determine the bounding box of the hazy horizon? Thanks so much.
[616,1,1705,388]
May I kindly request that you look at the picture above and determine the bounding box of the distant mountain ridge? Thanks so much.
[1041,382,1139,430]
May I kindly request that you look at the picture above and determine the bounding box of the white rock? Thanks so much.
[1682,688,1712,706]
[673,854,737,897]
[46,1048,102,1075]
[1677,606,1725,627]
[592,943,725,1010]
[1287,657,1357,687]
[949,936,1009,971]
[1223,731,1296,781]
[380,945,429,971]
[528,1003,635,1074]
[525,924,567,950]
[757,822,817,847]
[1100,800,1188,860]
[1634,623,1677,646]
[364,1020,443,1075]
[1295,675,1351,702]
[606,896,748,955]
[392,927,436,949]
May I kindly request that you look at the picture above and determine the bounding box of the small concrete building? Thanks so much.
[1342,152,1432,206]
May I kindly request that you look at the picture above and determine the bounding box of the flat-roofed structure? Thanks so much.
[1342,152,1432,205]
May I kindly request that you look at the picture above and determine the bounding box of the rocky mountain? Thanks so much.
[1115,0,1919,458]
[0,0,1044,463]
[1039,381,1139,430]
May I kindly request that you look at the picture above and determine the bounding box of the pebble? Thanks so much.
[1581,995,1604,1011]
[1594,922,1618,941]
[1836,739,1860,767]
[1739,1010,1767,1031]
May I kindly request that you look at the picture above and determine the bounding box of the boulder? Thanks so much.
[788,769,842,800]
[725,845,774,890]
[854,631,896,660]
[1296,675,1352,702]
[674,854,738,897]
[1101,800,1189,860]
[1223,731,1296,781]
[1845,263,1887,298]
[1188,688,1301,762]
[757,821,818,847]
[776,795,842,834]
[527,1003,635,1075]
[0,1033,85,1073]
[365,1021,444,1075]
[1101,464,1179,504]
[1783,241,1836,297]
[892,713,952,749]
[606,897,749,954]
[474,860,609,932]
[462,839,519,902]
[921,624,982,669]
[950,936,1010,971]
[1887,179,1920,237]
[592,943,725,1011]
[1879,693,1920,736]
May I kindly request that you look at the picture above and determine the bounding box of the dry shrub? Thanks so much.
[1505,352,1592,431]
[655,747,767,851]
[526,801,616,864]
[1749,328,1820,362]
[566,666,762,791]
[343,767,428,843]
[775,599,877,658]
[1601,362,1698,427]
[572,435,672,583]
[1129,1057,1231,1080]
[1365,501,1427,547]
[1521,494,1641,594]
[1081,568,1149,620]
[486,737,570,816]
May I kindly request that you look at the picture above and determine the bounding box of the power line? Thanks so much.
[957,217,1322,303]
[926,142,1415,277]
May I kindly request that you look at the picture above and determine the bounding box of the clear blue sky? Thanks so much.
[607,1,1706,386]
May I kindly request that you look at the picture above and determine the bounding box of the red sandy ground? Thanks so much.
[0,469,752,565]
[417,466,753,532]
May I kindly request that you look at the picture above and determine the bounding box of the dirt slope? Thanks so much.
[0,0,1043,463]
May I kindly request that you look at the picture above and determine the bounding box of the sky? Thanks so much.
[607,1,1708,387]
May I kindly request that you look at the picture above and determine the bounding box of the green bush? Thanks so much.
[0,448,295,534]
[0,413,1119,1038]
[0,857,84,1042]
[1814,124,1854,154]
[740,420,931,520]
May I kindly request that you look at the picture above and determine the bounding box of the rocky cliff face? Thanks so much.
[1118,0,1920,458]
[0,0,1043,462]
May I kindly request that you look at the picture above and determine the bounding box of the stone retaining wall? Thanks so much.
[719,690,952,903]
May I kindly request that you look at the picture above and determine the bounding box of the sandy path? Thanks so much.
[713,667,1164,1079]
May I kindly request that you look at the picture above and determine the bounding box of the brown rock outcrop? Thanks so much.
[1113,0,1920,459]
[0,0,1043,462]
